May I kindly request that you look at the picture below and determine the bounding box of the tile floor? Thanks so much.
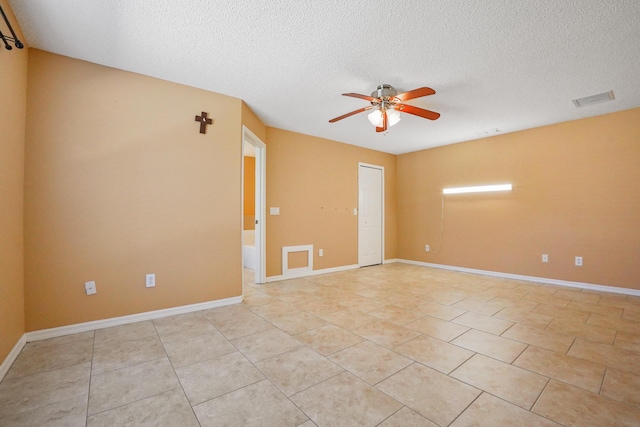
[2,264,640,426]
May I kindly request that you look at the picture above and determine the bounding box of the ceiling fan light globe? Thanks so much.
[368,109,383,126]
[388,109,401,127]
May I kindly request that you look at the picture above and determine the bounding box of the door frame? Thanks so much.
[242,126,266,285]
[358,162,385,266]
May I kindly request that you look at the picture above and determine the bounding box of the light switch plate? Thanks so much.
[270,207,280,215]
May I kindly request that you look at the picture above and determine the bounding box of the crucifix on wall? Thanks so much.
[195,111,213,134]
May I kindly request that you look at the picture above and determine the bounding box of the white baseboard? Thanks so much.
[383,258,399,264]
[397,259,640,296]
[25,295,243,343]
[266,264,359,283]
[0,334,26,382]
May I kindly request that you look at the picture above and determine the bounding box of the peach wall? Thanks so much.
[0,0,26,363]
[397,108,640,290]
[24,50,244,331]
[244,156,256,216]
[265,127,397,277]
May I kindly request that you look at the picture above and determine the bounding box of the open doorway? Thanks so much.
[242,126,266,287]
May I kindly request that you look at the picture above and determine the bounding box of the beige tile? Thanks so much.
[546,317,616,344]
[93,321,158,348]
[513,346,605,393]
[320,308,377,330]
[152,312,218,343]
[531,304,590,323]
[88,358,180,415]
[292,371,402,427]
[231,328,304,363]
[297,299,348,316]
[91,335,166,375]
[269,311,327,335]
[587,313,640,333]
[175,351,264,405]
[247,299,300,320]
[329,341,412,385]
[22,331,94,351]
[451,392,561,427]
[163,332,236,368]
[451,329,527,363]
[87,389,198,427]
[451,354,548,409]
[452,298,505,316]
[425,290,468,306]
[380,292,421,309]
[567,300,623,317]
[377,363,481,426]
[335,295,386,312]
[194,379,308,427]
[601,368,640,406]
[296,324,363,356]
[568,338,640,374]
[554,289,601,304]
[5,338,93,380]
[209,310,275,339]
[524,293,571,307]
[502,323,575,353]
[614,329,640,353]
[623,307,640,322]
[353,320,420,349]
[367,305,424,326]
[203,303,254,324]
[453,312,514,335]
[494,307,554,328]
[377,406,438,427]
[395,335,474,374]
[256,346,343,396]
[414,301,467,321]
[0,363,90,419]
[404,315,469,342]
[0,395,87,427]
[533,380,640,427]
[597,293,630,308]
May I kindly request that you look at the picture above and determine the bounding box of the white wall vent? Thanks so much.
[572,90,615,108]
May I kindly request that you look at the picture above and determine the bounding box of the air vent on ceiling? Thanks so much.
[572,90,615,108]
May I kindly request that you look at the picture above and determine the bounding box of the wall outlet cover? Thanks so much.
[85,281,96,295]
[146,274,156,287]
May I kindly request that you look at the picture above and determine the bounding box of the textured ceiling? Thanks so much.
[9,0,640,154]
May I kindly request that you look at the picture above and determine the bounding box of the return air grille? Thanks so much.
[572,90,615,108]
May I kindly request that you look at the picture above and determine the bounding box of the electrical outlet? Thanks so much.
[542,254,548,263]
[85,281,96,295]
[425,245,430,252]
[146,274,156,287]
[319,249,324,257]
[575,256,583,267]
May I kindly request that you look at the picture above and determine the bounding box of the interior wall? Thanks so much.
[0,0,27,362]
[265,127,397,277]
[243,156,256,230]
[397,108,640,290]
[24,50,244,331]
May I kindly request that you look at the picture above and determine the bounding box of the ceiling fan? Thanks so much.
[329,84,440,133]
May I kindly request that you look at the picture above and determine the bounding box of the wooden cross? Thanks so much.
[195,112,213,134]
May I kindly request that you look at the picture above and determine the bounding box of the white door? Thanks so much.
[358,164,383,266]
[242,126,266,285]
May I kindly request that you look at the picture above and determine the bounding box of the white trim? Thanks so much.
[383,258,399,264]
[358,162,385,267]
[267,264,359,282]
[242,125,266,285]
[25,296,243,343]
[397,259,640,296]
[282,245,313,276]
[0,334,26,382]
